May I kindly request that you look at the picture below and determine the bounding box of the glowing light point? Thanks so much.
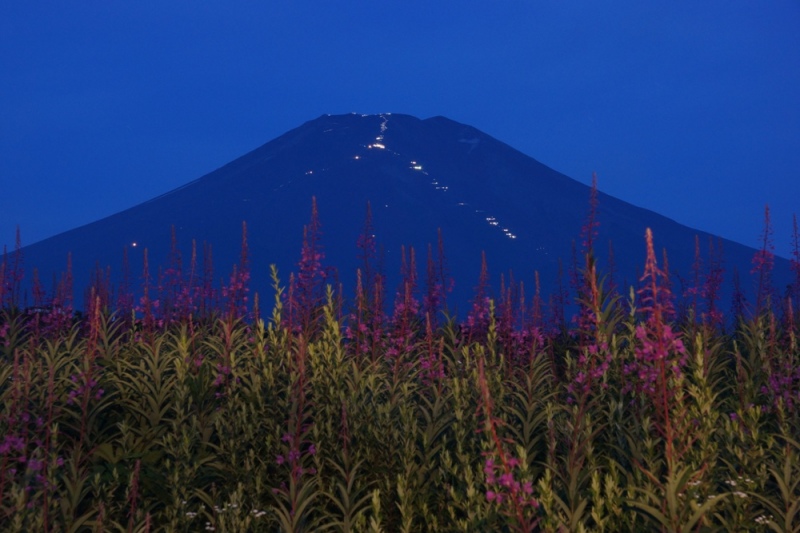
[131,242,138,247]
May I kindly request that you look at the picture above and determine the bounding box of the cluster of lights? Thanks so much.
[484,216,517,239]
[367,115,390,150]
[410,161,427,174]
[410,159,451,192]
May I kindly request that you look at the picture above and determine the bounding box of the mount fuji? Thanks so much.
[15,113,794,316]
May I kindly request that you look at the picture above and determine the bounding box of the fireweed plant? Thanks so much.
[1,193,800,532]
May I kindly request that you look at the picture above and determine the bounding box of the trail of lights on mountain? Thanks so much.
[353,115,518,241]
[409,162,515,239]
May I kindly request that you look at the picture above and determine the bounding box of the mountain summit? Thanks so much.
[18,113,792,314]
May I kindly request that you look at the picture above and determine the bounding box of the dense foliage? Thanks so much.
[2,199,800,532]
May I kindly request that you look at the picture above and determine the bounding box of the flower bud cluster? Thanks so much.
[483,456,538,509]
[67,368,104,404]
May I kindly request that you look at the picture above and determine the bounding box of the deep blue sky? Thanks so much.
[2,1,799,258]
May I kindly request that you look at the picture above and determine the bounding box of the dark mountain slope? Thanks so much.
[18,113,793,316]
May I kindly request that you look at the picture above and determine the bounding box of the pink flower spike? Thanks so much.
[499,473,514,487]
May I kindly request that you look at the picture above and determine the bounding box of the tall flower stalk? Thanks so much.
[626,229,687,464]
